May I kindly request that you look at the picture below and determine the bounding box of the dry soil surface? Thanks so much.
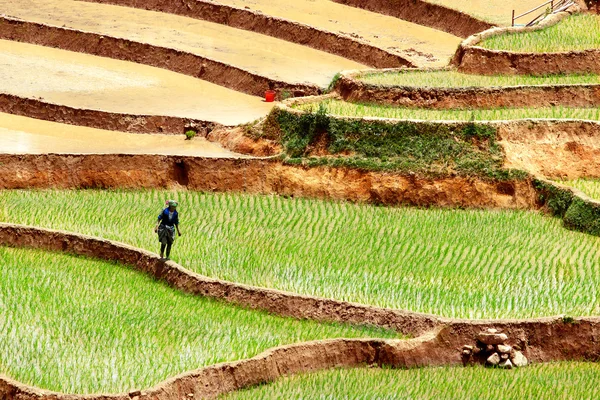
[0,39,273,125]
[0,113,242,156]
[425,0,555,26]
[212,0,462,67]
[2,0,366,87]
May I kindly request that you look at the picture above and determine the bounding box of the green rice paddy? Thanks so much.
[295,99,600,121]
[559,178,600,200]
[358,70,600,88]
[223,363,600,399]
[1,189,600,320]
[0,246,398,394]
[480,13,600,53]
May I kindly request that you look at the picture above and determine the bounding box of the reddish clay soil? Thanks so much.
[337,73,600,109]
[83,0,458,68]
[0,154,537,209]
[498,121,600,180]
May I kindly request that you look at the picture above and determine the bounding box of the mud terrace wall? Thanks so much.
[0,16,320,98]
[0,154,537,209]
[82,0,414,68]
[337,69,600,109]
[0,93,219,134]
[452,5,598,75]
[329,0,493,38]
[2,223,600,399]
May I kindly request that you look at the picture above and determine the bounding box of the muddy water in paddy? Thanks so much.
[425,0,552,25]
[0,40,273,125]
[1,0,367,87]
[213,0,462,67]
[0,113,242,157]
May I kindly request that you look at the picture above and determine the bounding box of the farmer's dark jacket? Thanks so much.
[158,208,179,227]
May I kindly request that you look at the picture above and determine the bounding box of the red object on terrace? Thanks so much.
[265,90,276,102]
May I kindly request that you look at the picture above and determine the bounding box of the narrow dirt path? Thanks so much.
[425,0,555,26]
[0,40,273,126]
[206,0,462,67]
[0,113,243,157]
[2,0,367,88]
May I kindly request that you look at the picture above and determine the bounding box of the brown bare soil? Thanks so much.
[82,0,417,68]
[329,0,493,38]
[0,154,537,209]
[457,46,600,76]
[207,127,281,157]
[0,16,321,98]
[2,223,600,399]
[337,73,600,109]
[497,121,600,179]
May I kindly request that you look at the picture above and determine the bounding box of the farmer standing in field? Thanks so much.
[154,200,182,260]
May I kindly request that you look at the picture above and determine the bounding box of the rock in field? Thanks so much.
[497,344,512,354]
[478,332,508,345]
[486,352,501,366]
[499,359,513,369]
[512,351,528,367]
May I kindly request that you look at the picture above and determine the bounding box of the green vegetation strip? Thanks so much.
[2,190,600,319]
[480,13,600,52]
[295,99,600,121]
[223,363,600,399]
[275,106,521,179]
[0,246,397,394]
[358,70,600,88]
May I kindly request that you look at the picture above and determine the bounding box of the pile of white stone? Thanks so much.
[462,328,528,369]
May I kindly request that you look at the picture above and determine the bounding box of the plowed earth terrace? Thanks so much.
[1,0,367,87]
[0,39,273,125]
[208,0,461,67]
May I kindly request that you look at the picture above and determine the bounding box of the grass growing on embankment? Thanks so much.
[480,13,600,52]
[0,246,398,394]
[559,178,600,200]
[294,99,600,121]
[273,105,521,180]
[2,190,600,320]
[358,70,600,87]
[223,363,600,399]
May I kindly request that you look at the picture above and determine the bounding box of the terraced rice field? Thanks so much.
[560,179,600,200]
[209,0,462,67]
[2,0,366,87]
[0,245,397,394]
[2,190,600,319]
[0,113,240,156]
[0,39,272,125]
[481,13,600,52]
[357,69,600,87]
[295,99,600,120]
[224,363,600,399]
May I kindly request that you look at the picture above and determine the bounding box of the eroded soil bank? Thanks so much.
[0,154,536,209]
[498,121,600,179]
[337,74,600,109]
